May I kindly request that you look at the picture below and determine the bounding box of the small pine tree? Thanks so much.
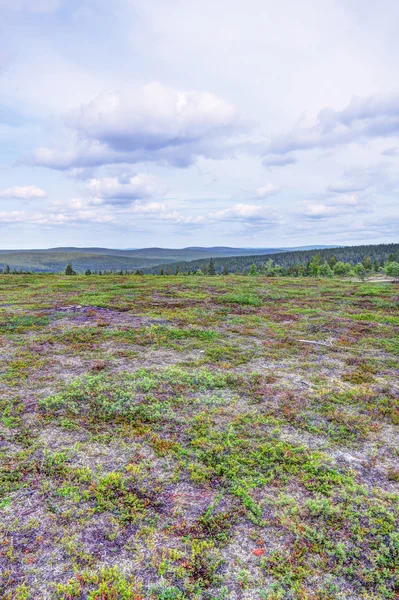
[208,257,216,276]
[309,254,321,277]
[327,255,338,268]
[222,264,229,276]
[264,258,274,276]
[65,263,75,276]
[249,263,258,276]
[85,269,92,276]
[5,265,10,274]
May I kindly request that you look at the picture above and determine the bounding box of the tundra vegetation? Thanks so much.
[0,273,399,599]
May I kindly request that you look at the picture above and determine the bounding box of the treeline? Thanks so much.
[153,255,399,278]
[62,252,399,280]
[64,263,146,276]
[0,265,32,274]
[145,242,399,275]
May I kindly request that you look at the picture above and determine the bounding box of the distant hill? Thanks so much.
[145,242,399,274]
[0,245,336,272]
[0,252,168,273]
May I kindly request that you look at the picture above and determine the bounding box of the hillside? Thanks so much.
[147,242,399,274]
[0,252,169,273]
[1,274,399,598]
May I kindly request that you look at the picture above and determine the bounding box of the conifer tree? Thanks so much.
[249,263,258,276]
[65,263,75,275]
[208,257,216,275]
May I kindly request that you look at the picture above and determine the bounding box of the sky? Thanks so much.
[1,0,399,249]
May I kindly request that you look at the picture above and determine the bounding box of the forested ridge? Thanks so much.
[146,242,399,275]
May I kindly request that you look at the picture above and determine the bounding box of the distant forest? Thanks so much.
[146,243,399,275]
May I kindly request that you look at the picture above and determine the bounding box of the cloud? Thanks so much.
[211,203,277,225]
[262,154,297,168]
[327,181,366,194]
[262,93,399,164]
[0,185,47,199]
[327,164,399,195]
[0,211,26,223]
[27,82,242,170]
[298,193,366,220]
[160,211,206,225]
[47,195,206,228]
[0,0,62,13]
[255,183,280,198]
[382,146,399,156]
[85,174,163,205]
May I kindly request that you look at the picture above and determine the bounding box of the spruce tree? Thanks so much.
[249,263,258,276]
[208,257,216,276]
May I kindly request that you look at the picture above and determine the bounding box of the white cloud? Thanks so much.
[85,174,163,204]
[255,183,279,198]
[299,193,366,220]
[0,211,26,223]
[0,185,47,200]
[28,82,242,170]
[212,203,276,223]
[130,202,167,215]
[160,210,206,225]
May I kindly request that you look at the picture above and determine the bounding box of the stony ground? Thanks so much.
[1,274,399,599]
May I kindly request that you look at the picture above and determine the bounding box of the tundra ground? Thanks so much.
[1,274,399,599]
